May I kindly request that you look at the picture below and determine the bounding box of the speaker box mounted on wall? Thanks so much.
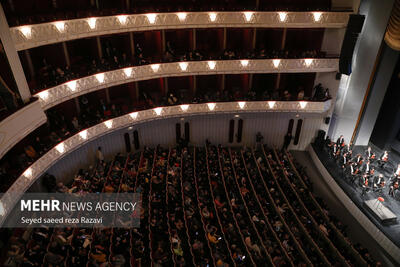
[339,14,365,75]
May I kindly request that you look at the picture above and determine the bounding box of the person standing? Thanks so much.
[96,147,104,164]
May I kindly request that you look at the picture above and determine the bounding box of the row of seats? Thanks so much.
[32,45,325,93]
[3,143,379,266]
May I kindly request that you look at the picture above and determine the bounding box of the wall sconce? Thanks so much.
[268,101,276,108]
[54,21,65,32]
[96,73,105,83]
[146,13,157,24]
[87,18,97,29]
[209,13,217,22]
[278,12,287,22]
[207,103,216,110]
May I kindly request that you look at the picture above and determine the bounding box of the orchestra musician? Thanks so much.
[395,163,400,179]
[349,162,360,183]
[331,143,338,159]
[378,151,389,169]
[336,135,345,148]
[373,174,385,192]
[341,152,349,169]
[354,154,364,167]
[361,174,369,196]
[362,160,371,175]
[389,180,399,197]
[343,142,353,155]
[365,146,375,161]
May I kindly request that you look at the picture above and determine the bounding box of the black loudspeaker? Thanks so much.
[325,117,330,124]
[316,129,326,149]
[124,133,131,153]
[237,119,243,143]
[339,14,365,75]
[229,120,234,143]
[133,130,139,149]
[176,123,181,143]
[184,122,190,142]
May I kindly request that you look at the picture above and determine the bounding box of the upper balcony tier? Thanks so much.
[11,11,351,51]
[34,58,339,110]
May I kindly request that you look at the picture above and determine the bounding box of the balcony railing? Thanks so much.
[0,99,47,159]
[0,100,331,226]
[34,58,339,110]
[11,11,351,50]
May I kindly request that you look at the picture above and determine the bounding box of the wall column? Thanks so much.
[24,50,35,79]
[275,28,287,90]
[0,3,31,102]
[329,0,395,144]
[62,42,70,67]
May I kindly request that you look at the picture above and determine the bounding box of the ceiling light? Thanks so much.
[104,120,113,128]
[54,21,65,32]
[243,12,253,22]
[146,13,157,24]
[79,130,88,140]
[177,12,187,21]
[207,103,216,110]
[24,168,32,179]
[268,101,276,109]
[87,18,96,29]
[154,107,162,115]
[0,201,5,216]
[208,61,216,70]
[151,64,160,72]
[124,67,133,77]
[130,112,138,119]
[272,59,281,68]
[179,62,188,71]
[66,80,77,91]
[56,143,65,153]
[304,58,313,66]
[278,12,287,22]
[240,60,249,67]
[38,91,49,100]
[96,73,105,83]
[19,26,32,38]
[209,13,217,22]
[117,15,127,25]
[313,12,322,22]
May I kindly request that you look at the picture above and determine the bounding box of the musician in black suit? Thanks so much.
[336,135,345,147]
[353,154,363,167]
[362,160,371,175]
[373,174,385,192]
[365,146,375,161]
[361,174,369,196]
[378,151,389,168]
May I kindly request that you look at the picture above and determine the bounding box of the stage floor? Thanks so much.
[311,143,400,249]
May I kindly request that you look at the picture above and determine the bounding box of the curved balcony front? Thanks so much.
[11,11,351,51]
[34,58,339,110]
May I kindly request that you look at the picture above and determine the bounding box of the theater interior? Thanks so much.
[1,0,400,266]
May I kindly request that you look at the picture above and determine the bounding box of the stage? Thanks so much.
[311,143,400,249]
